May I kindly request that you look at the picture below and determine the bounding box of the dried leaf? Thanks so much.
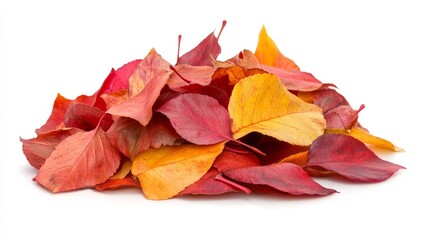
[158,93,232,145]
[35,127,121,192]
[20,128,81,169]
[107,49,173,125]
[254,26,300,71]
[308,134,405,182]
[229,73,326,145]
[223,163,336,196]
[131,142,225,200]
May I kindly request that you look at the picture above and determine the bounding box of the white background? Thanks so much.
[1,0,428,239]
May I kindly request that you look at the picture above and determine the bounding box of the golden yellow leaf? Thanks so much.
[254,26,300,71]
[350,127,404,152]
[278,151,309,167]
[229,73,326,146]
[131,142,225,200]
[110,160,132,180]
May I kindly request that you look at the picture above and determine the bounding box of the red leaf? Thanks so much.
[20,128,81,169]
[307,134,405,182]
[158,93,232,145]
[36,94,93,134]
[35,127,121,192]
[179,84,230,109]
[261,65,324,92]
[167,64,214,90]
[223,162,336,196]
[176,21,226,66]
[213,148,260,172]
[95,175,140,191]
[178,168,240,196]
[106,115,180,158]
[313,89,365,129]
[64,103,113,131]
[107,49,173,126]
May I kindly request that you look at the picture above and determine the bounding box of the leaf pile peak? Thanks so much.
[21,22,404,200]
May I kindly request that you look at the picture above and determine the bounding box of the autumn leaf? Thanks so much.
[35,126,121,192]
[308,134,405,182]
[20,128,81,169]
[177,21,226,66]
[223,163,336,196]
[158,93,232,145]
[64,102,113,131]
[278,151,309,167]
[254,26,300,71]
[106,115,179,158]
[229,73,326,145]
[131,142,225,200]
[213,148,260,172]
[178,168,242,196]
[167,64,214,90]
[107,49,173,126]
[349,127,403,152]
[95,175,140,191]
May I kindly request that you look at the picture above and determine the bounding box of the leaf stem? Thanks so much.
[229,138,266,156]
[169,65,192,84]
[215,174,251,194]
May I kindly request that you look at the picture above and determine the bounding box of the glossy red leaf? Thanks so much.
[106,115,180,158]
[177,21,225,66]
[107,49,173,126]
[64,103,113,131]
[35,127,121,192]
[158,93,232,145]
[178,168,241,196]
[308,134,405,182]
[223,162,336,196]
[20,128,81,169]
[213,148,260,172]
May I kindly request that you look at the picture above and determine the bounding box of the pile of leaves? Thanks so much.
[21,22,404,200]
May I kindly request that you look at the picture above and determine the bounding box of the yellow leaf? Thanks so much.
[278,151,309,167]
[254,26,300,71]
[131,142,225,200]
[350,127,404,152]
[110,160,132,180]
[229,73,326,146]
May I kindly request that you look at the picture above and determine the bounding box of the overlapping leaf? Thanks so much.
[22,23,404,200]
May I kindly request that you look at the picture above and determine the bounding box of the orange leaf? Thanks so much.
[278,151,309,167]
[254,26,300,71]
[229,73,326,146]
[131,142,225,200]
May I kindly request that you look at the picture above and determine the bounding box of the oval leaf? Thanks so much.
[107,49,173,126]
[131,142,225,200]
[35,127,121,192]
[158,93,232,145]
[308,134,405,182]
[223,163,336,196]
[229,73,326,146]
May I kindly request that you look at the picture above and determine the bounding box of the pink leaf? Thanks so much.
[223,162,336,196]
[261,65,324,91]
[35,127,121,192]
[307,134,405,182]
